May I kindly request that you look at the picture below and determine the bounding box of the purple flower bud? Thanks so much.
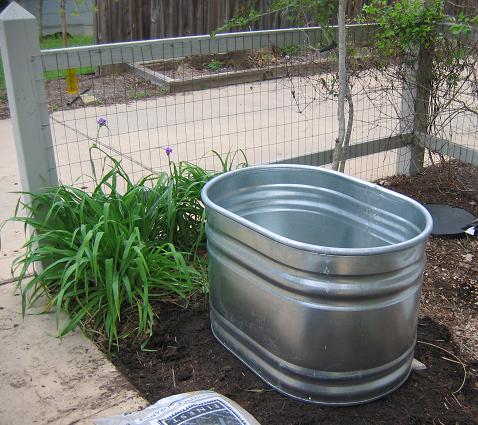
[165,146,173,156]
[97,117,107,127]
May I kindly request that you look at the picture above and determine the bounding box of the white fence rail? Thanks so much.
[39,24,372,71]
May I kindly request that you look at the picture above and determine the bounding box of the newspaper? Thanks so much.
[94,391,260,425]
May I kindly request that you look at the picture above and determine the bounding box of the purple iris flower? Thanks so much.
[165,146,173,156]
[97,117,107,127]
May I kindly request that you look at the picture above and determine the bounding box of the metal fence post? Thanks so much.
[0,2,58,194]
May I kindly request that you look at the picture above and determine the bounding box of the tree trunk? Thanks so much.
[332,0,347,171]
[37,0,43,42]
[60,0,68,47]
[339,85,354,173]
[332,0,354,173]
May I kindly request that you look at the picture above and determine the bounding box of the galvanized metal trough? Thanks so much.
[201,165,433,406]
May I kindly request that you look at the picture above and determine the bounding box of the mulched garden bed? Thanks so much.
[0,88,9,120]
[145,48,332,80]
[0,72,161,120]
[106,161,478,424]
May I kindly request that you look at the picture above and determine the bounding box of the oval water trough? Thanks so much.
[201,165,433,406]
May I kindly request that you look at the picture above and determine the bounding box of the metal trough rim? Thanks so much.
[202,165,433,256]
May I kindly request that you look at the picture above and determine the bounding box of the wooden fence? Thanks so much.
[95,0,151,44]
[95,0,478,43]
[95,0,288,43]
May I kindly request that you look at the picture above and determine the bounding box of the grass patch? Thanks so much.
[40,34,93,50]
[0,68,4,92]
[128,91,152,101]
[0,35,94,91]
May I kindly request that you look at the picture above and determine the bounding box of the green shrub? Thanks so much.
[361,0,445,56]
[207,59,223,71]
[280,44,300,57]
[11,146,213,349]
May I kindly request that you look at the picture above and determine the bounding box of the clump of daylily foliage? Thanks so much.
[11,117,246,350]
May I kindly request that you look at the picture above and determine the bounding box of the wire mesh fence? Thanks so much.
[38,24,477,189]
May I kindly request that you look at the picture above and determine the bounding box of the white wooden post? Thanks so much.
[0,2,58,193]
[396,59,424,175]
[396,2,429,176]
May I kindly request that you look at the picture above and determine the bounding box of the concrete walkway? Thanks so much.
[0,118,146,424]
[49,76,404,189]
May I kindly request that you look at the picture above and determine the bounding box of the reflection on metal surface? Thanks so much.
[202,165,433,406]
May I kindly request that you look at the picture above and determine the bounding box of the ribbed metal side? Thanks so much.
[201,165,433,405]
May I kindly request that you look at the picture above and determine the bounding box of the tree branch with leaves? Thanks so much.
[216,0,354,172]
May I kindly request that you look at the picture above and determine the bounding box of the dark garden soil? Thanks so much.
[107,161,478,425]
[146,48,335,80]
[0,88,9,120]
[0,72,162,120]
